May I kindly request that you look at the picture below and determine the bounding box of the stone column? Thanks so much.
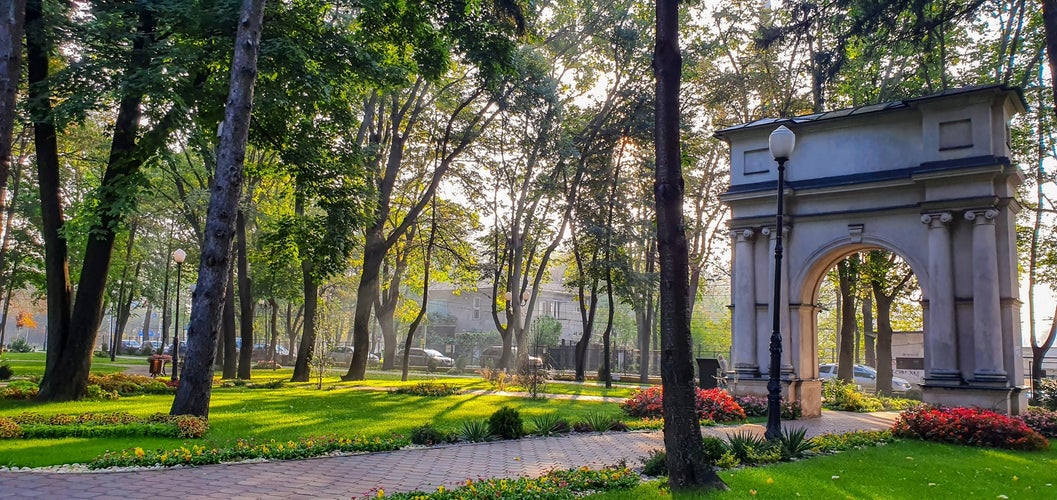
[731,228,758,377]
[966,209,1006,383]
[921,212,961,383]
[761,226,793,375]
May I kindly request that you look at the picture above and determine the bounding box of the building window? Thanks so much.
[552,301,561,319]
[472,297,481,320]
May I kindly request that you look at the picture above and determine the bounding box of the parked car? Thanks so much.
[119,339,140,353]
[396,348,454,368]
[163,341,188,355]
[328,346,379,366]
[479,346,543,369]
[818,363,912,393]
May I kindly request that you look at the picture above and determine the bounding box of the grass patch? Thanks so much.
[0,371,620,467]
[585,440,1057,498]
[0,352,141,379]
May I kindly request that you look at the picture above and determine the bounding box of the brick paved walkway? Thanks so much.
[0,411,897,499]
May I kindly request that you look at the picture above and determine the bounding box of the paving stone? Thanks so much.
[0,411,895,498]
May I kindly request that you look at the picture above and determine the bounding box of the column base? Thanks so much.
[728,377,822,419]
[924,369,963,386]
[921,384,1022,415]
[971,370,1008,387]
[734,364,759,379]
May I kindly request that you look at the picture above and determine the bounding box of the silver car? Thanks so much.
[819,363,912,393]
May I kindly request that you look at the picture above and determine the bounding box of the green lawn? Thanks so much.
[586,440,1057,499]
[0,369,624,467]
[1,352,140,378]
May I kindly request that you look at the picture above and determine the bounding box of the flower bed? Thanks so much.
[1019,407,1057,438]
[734,394,802,419]
[622,386,746,423]
[89,434,408,469]
[377,465,638,499]
[893,405,1049,451]
[0,412,208,440]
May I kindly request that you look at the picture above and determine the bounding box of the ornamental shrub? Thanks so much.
[409,423,457,445]
[1019,407,1057,438]
[488,406,524,440]
[893,405,1048,451]
[622,386,746,423]
[0,380,38,400]
[734,394,801,419]
[0,363,13,380]
[1034,379,1057,411]
[822,378,884,412]
[640,449,667,476]
[0,417,22,438]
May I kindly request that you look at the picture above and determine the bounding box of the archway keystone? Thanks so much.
[716,85,1027,416]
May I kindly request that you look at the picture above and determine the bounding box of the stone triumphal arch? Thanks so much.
[716,85,1027,417]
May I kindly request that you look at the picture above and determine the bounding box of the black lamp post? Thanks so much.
[766,125,795,441]
[171,248,186,381]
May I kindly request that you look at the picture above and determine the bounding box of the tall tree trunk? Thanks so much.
[170,0,266,416]
[236,209,253,379]
[402,198,436,381]
[837,258,857,383]
[0,0,24,251]
[873,287,894,396]
[654,0,724,490]
[140,302,152,349]
[862,296,874,367]
[222,270,237,378]
[159,227,174,354]
[639,241,656,383]
[112,225,139,357]
[292,261,317,382]
[0,260,17,354]
[343,231,383,380]
[27,0,73,401]
[267,298,279,361]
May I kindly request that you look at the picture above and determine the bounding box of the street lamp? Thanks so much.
[171,248,186,381]
[766,125,795,441]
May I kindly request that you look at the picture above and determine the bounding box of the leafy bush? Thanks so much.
[530,414,570,436]
[0,380,37,400]
[734,395,767,416]
[778,426,813,459]
[724,431,782,465]
[811,430,895,452]
[622,386,746,423]
[1020,407,1057,438]
[138,343,156,356]
[733,394,802,419]
[90,434,407,469]
[459,419,494,442]
[640,449,667,476]
[0,417,22,438]
[8,338,32,353]
[86,373,174,397]
[0,363,12,380]
[86,384,120,400]
[624,418,664,431]
[488,406,524,440]
[409,423,457,445]
[480,367,508,391]
[822,378,884,412]
[379,466,639,499]
[701,435,729,463]
[893,405,1049,451]
[1033,379,1057,410]
[392,382,460,397]
[878,396,920,411]
[715,451,740,469]
[580,412,622,433]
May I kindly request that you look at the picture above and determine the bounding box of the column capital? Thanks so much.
[730,228,755,242]
[761,225,790,239]
[920,212,952,227]
[964,208,999,224]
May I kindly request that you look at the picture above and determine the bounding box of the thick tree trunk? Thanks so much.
[343,230,383,380]
[159,229,174,354]
[222,270,237,378]
[291,262,317,382]
[140,303,152,350]
[28,0,72,401]
[0,261,17,354]
[39,3,160,401]
[378,308,397,370]
[237,209,253,379]
[654,0,724,491]
[170,0,265,416]
[0,0,24,246]
[837,258,857,383]
[873,287,894,396]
